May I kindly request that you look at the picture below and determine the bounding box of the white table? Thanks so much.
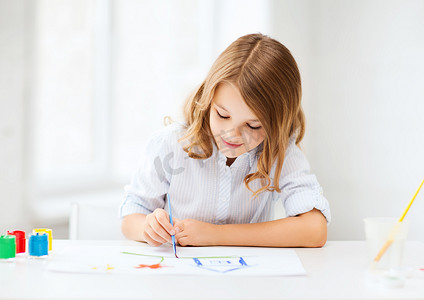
[1,240,424,300]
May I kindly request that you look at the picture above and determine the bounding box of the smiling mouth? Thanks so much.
[221,138,243,149]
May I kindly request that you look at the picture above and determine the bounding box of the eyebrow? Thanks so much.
[214,104,261,123]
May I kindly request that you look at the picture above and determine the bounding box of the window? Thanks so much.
[27,0,271,222]
[31,0,110,194]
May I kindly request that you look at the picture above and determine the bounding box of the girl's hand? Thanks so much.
[174,219,218,246]
[142,208,175,247]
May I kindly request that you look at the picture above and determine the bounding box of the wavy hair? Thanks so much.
[179,33,305,197]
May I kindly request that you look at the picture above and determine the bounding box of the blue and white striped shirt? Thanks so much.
[120,123,331,224]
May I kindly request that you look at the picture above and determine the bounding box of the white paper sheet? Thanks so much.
[47,244,306,276]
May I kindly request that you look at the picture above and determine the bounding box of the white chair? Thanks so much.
[69,196,125,240]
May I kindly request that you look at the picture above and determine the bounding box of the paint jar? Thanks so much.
[29,233,48,259]
[7,230,26,254]
[33,228,53,251]
[364,217,409,271]
[0,235,16,262]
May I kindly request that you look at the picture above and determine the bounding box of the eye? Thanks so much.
[216,110,230,119]
[247,123,262,130]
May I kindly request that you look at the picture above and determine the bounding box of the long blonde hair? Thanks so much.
[180,33,305,197]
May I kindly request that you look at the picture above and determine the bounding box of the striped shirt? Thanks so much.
[120,123,331,224]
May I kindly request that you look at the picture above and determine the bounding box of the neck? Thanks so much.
[226,157,236,166]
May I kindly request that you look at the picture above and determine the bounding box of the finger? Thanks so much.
[154,209,176,236]
[145,225,169,244]
[142,231,163,247]
[145,226,167,245]
[150,220,173,243]
[174,229,186,242]
[173,219,183,233]
[146,212,171,242]
[176,236,188,247]
[145,237,162,247]
[150,209,174,241]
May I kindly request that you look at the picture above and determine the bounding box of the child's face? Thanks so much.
[209,83,266,159]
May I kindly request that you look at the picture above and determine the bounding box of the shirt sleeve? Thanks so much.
[277,137,331,223]
[119,128,174,219]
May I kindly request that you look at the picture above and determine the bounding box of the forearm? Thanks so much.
[215,209,327,247]
[121,213,148,242]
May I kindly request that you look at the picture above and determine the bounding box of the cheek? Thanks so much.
[209,115,226,135]
[209,115,222,139]
[209,115,217,134]
[243,129,266,147]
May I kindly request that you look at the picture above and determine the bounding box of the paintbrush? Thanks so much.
[167,193,178,258]
[374,179,424,262]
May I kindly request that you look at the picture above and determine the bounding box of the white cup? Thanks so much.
[363,217,409,270]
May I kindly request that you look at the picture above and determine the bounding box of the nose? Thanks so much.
[232,125,242,138]
[223,124,243,143]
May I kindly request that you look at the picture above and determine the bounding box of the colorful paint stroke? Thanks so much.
[121,251,251,273]
[91,264,115,271]
[135,263,166,269]
[192,257,250,273]
[122,252,167,269]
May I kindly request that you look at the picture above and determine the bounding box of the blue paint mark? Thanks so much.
[192,257,251,274]
[239,257,247,266]
[193,258,202,266]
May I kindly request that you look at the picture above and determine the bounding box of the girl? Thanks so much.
[120,33,330,248]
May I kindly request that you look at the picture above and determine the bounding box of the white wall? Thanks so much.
[111,0,272,182]
[274,0,424,241]
[0,0,30,233]
[2,0,423,241]
[0,1,273,237]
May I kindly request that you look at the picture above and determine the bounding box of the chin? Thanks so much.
[215,139,250,158]
[219,147,247,158]
[224,153,239,158]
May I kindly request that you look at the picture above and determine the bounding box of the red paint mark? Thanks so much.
[135,263,166,269]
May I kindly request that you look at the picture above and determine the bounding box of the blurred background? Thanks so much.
[1,0,423,240]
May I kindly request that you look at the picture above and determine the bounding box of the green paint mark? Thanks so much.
[121,251,239,260]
